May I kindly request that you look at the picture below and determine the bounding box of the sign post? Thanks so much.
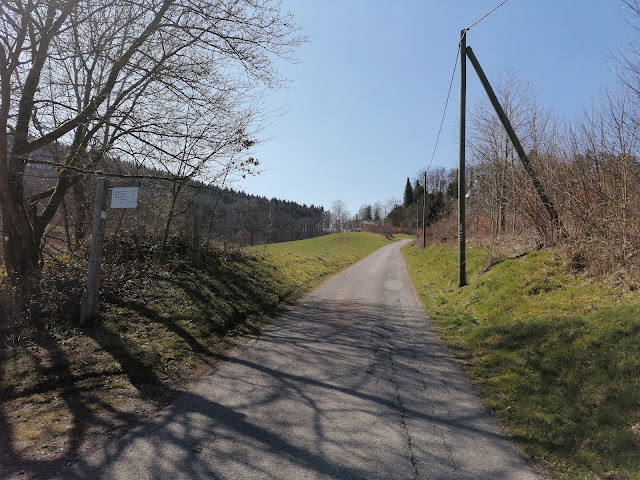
[80,177,109,325]
[111,186,139,209]
[80,181,139,324]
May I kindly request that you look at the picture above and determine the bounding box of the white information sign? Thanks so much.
[111,187,139,209]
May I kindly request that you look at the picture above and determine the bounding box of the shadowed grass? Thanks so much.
[402,242,640,480]
[0,232,392,478]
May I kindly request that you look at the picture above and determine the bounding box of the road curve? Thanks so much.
[62,239,543,479]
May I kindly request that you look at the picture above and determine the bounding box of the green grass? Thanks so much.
[255,232,394,293]
[393,233,416,239]
[258,231,392,256]
[402,242,640,480]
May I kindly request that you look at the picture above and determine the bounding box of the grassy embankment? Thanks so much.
[0,232,392,474]
[402,242,640,480]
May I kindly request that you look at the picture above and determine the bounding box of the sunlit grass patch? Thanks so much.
[254,232,393,294]
[403,242,640,480]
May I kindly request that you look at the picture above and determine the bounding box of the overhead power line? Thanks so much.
[464,0,510,32]
[426,47,460,173]
[425,0,510,173]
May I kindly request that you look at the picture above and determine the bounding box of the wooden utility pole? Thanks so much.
[423,172,427,249]
[192,205,202,266]
[458,30,467,287]
[416,201,419,243]
[465,46,565,241]
[80,177,109,324]
[263,199,274,255]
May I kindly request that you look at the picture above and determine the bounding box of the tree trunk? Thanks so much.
[73,177,88,242]
[0,155,40,278]
[1,204,40,279]
[62,197,73,252]
[161,194,179,251]
[160,179,184,251]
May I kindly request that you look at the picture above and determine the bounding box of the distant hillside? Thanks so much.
[13,146,327,257]
[199,186,327,246]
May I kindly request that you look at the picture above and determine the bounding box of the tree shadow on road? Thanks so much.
[58,299,541,480]
[0,252,297,480]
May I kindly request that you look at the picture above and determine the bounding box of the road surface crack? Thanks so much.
[393,387,419,479]
[379,324,419,479]
[412,343,458,474]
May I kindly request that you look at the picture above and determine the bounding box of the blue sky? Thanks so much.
[240,0,632,215]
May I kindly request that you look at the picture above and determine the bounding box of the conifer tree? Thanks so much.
[403,177,414,206]
[414,179,423,203]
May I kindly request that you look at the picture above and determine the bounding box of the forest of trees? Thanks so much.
[14,155,328,260]
[386,168,456,233]
[204,188,326,246]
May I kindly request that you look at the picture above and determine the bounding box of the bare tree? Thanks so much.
[561,87,640,275]
[329,199,349,233]
[373,201,383,224]
[468,71,532,234]
[0,0,304,279]
[614,1,640,99]
[467,69,562,242]
[357,204,373,221]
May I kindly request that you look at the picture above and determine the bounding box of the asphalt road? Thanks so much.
[63,239,543,479]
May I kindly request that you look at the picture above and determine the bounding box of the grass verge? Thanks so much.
[0,232,392,478]
[402,241,640,480]
[257,231,395,292]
